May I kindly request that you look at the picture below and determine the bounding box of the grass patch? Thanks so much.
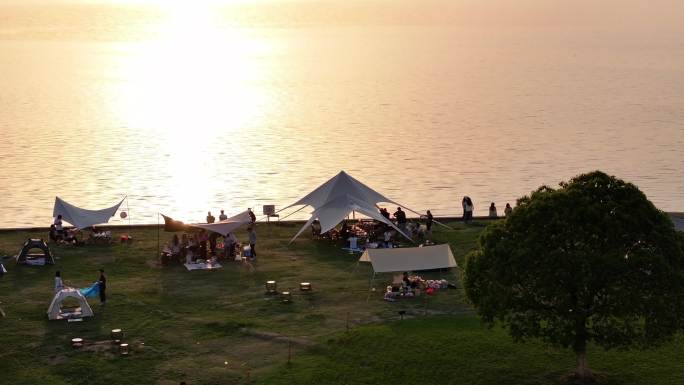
[0,219,682,385]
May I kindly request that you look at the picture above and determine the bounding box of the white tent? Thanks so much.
[192,210,253,236]
[283,170,400,211]
[47,289,94,320]
[53,196,125,229]
[282,171,413,243]
[359,244,457,273]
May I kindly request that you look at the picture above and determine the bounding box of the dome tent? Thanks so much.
[47,289,94,320]
[15,238,55,265]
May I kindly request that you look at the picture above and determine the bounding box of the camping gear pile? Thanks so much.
[383,276,451,301]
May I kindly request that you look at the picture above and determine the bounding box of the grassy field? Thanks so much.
[0,220,682,385]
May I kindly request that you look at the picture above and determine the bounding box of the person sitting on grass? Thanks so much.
[48,225,60,243]
[63,228,80,245]
[170,234,181,256]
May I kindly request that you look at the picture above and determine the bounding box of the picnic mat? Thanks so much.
[184,262,223,271]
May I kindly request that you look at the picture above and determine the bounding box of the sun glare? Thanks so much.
[107,1,274,218]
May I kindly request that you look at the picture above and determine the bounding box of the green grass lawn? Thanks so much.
[0,220,682,385]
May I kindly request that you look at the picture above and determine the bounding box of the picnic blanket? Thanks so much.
[184,262,223,271]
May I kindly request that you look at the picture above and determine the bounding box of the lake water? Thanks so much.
[1,1,683,228]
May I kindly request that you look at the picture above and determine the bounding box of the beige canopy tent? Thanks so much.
[47,289,94,320]
[53,196,125,229]
[281,171,420,244]
[359,244,457,273]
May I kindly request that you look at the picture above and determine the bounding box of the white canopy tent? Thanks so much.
[359,244,457,273]
[47,289,94,320]
[191,210,253,236]
[53,196,125,229]
[281,171,414,244]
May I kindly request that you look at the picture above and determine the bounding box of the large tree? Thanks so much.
[464,171,684,382]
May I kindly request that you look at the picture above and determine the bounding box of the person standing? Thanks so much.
[54,271,64,293]
[248,225,257,260]
[224,232,236,259]
[98,269,107,305]
[425,210,434,233]
[504,203,513,217]
[463,196,474,224]
[383,229,393,248]
[206,211,215,224]
[393,207,407,233]
[461,197,468,221]
[219,210,228,221]
[248,208,256,224]
[54,214,64,239]
[489,202,498,218]
[198,230,208,259]
[209,232,218,256]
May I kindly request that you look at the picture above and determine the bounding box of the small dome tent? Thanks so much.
[47,289,94,320]
[15,238,55,265]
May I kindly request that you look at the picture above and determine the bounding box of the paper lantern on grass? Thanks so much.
[300,282,312,292]
[71,338,84,349]
[265,281,277,294]
[111,329,124,343]
[281,291,292,303]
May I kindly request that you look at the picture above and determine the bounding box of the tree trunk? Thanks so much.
[575,350,592,380]
[573,318,594,382]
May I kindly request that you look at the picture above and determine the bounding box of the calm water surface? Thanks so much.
[1,2,683,227]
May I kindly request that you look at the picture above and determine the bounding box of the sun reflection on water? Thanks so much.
[110,4,273,220]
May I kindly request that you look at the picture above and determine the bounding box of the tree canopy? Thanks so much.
[463,171,684,381]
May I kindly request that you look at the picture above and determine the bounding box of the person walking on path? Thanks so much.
[248,225,257,260]
[248,208,256,224]
[98,269,107,305]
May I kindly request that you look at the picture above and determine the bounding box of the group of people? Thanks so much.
[462,197,513,223]
[49,214,115,245]
[162,208,258,265]
[49,215,80,245]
